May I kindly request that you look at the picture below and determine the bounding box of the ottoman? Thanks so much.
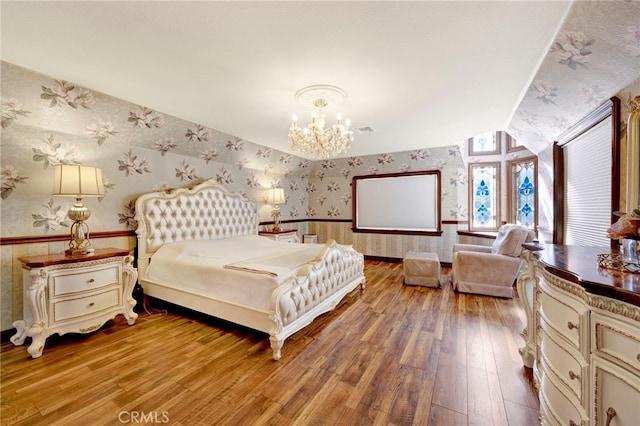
[403,251,440,288]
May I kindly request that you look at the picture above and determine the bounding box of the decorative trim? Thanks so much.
[22,255,128,273]
[1,230,135,246]
[589,293,640,322]
[2,219,464,246]
[539,267,589,302]
[556,98,619,146]
[456,230,497,240]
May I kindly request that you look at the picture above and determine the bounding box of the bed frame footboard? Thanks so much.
[268,240,365,360]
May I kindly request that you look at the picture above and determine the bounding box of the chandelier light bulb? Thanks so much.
[287,85,354,159]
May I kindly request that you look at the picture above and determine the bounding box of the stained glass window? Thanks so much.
[470,163,500,231]
[508,158,536,228]
[468,131,501,155]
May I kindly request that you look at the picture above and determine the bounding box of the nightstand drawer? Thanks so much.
[52,264,120,296]
[52,288,121,322]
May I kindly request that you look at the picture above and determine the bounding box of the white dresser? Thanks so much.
[11,248,138,358]
[518,244,640,426]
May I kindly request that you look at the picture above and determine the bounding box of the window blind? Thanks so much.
[563,116,612,247]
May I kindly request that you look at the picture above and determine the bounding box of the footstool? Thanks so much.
[403,251,440,288]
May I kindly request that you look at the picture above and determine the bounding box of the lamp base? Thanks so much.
[271,207,281,232]
[65,248,95,256]
[67,220,94,256]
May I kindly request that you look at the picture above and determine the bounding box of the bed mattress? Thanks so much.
[146,235,324,311]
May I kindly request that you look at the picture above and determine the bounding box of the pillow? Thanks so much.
[491,224,531,257]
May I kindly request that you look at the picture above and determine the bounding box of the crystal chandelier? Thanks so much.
[288,85,354,159]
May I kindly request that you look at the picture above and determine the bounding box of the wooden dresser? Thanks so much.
[11,248,138,358]
[517,244,640,425]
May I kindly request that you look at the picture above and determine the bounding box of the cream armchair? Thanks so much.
[452,224,535,298]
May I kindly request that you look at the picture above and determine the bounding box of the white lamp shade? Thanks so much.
[267,187,285,204]
[53,164,105,197]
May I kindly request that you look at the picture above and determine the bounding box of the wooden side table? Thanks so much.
[258,229,300,243]
[11,248,138,358]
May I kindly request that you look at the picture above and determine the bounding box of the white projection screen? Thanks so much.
[352,171,441,235]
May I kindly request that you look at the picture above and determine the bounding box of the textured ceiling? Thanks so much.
[4,0,627,159]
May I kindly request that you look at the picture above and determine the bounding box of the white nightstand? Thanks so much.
[259,229,300,243]
[11,248,138,358]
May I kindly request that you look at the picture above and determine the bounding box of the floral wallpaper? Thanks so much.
[508,0,640,154]
[306,147,466,222]
[1,62,471,242]
[1,61,314,238]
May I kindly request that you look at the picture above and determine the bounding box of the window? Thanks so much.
[468,131,501,156]
[469,162,500,231]
[555,98,620,247]
[467,131,537,234]
[507,157,537,228]
[506,132,526,152]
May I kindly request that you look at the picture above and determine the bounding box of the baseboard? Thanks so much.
[363,255,451,268]
[364,255,402,263]
[1,328,16,344]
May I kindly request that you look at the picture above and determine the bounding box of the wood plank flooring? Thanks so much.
[1,260,538,425]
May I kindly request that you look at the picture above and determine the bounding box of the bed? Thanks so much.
[134,178,365,359]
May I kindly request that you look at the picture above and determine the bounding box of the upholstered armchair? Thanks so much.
[452,224,535,298]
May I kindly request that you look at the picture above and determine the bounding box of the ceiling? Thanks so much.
[1,1,575,158]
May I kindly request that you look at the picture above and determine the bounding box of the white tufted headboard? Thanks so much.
[134,179,258,278]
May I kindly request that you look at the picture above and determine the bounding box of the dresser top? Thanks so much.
[19,248,131,268]
[531,244,640,306]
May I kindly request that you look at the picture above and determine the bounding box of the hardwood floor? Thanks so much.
[1,260,538,425]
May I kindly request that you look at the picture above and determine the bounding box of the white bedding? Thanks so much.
[146,235,324,311]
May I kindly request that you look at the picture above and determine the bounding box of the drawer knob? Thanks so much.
[87,278,95,283]
[605,407,617,426]
[569,420,578,426]
[89,302,95,307]
[568,370,581,381]
[567,321,579,330]
[637,354,640,362]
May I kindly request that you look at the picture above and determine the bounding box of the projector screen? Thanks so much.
[352,171,441,235]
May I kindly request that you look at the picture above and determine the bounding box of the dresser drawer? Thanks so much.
[52,288,120,322]
[540,324,586,404]
[539,361,586,426]
[591,356,640,426]
[539,276,586,349]
[592,311,640,375]
[51,264,121,296]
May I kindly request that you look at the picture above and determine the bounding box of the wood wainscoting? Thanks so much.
[1,260,538,425]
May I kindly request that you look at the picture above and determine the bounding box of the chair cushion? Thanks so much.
[491,224,532,257]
